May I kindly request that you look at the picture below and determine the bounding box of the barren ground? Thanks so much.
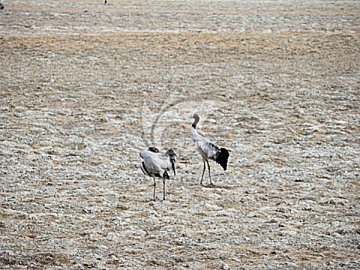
[0,0,359,269]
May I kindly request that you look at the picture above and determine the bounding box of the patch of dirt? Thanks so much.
[1,0,359,269]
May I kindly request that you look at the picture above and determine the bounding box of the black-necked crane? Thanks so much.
[140,147,176,201]
[190,113,229,186]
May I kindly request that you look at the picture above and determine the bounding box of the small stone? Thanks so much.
[77,143,86,150]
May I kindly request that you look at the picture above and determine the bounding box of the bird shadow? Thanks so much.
[201,184,236,190]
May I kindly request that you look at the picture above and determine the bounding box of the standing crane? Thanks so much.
[190,114,229,186]
[140,147,176,201]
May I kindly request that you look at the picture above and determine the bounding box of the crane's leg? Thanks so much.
[200,159,206,185]
[163,176,166,201]
[153,177,156,201]
[206,159,213,186]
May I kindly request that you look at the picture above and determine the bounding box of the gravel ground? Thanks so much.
[0,0,359,269]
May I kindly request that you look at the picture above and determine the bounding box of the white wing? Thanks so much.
[140,150,173,173]
[191,126,220,160]
[196,140,220,160]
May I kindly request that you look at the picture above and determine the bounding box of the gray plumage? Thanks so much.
[140,147,176,201]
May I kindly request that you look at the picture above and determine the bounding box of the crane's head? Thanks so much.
[191,113,200,119]
[190,114,200,128]
[165,149,177,158]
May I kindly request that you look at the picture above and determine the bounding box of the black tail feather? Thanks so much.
[215,148,229,170]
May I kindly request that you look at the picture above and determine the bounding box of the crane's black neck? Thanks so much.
[192,115,200,128]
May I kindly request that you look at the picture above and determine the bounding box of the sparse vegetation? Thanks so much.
[1,0,359,269]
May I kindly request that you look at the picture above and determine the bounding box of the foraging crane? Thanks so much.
[190,114,229,186]
[140,147,176,201]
